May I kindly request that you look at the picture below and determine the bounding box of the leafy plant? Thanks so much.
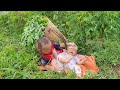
[0,11,120,79]
[21,15,48,48]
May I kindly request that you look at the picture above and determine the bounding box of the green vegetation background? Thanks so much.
[0,11,120,79]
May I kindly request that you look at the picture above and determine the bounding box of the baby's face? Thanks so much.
[40,42,52,54]
[67,47,77,56]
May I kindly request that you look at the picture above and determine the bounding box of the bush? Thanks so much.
[0,11,120,79]
[21,15,48,48]
[90,39,120,66]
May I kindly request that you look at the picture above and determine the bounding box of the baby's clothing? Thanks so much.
[55,52,82,75]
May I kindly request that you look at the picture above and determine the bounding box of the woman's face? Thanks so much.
[67,47,77,56]
[40,42,52,54]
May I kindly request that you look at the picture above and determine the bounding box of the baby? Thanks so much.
[51,45,86,78]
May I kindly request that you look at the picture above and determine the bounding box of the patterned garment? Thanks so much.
[56,52,82,75]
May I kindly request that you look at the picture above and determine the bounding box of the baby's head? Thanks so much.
[38,37,52,54]
[66,45,78,56]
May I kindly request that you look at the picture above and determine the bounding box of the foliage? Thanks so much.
[21,15,48,47]
[0,11,120,79]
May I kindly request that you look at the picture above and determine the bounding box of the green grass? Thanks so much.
[0,26,120,79]
[0,11,120,79]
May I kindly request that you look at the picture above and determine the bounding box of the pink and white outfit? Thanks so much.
[54,52,82,75]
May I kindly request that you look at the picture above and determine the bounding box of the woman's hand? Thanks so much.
[77,55,87,65]
[77,60,85,65]
[81,56,86,61]
[52,49,58,59]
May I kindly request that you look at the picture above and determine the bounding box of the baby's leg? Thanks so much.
[74,65,82,78]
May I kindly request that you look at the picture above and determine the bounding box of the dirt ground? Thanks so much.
[112,61,120,78]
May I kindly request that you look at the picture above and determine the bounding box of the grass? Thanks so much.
[0,26,120,79]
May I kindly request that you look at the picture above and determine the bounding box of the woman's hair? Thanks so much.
[38,37,51,49]
[67,45,78,51]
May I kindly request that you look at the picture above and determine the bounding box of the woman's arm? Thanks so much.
[59,55,73,63]
[52,49,73,64]
[52,49,69,63]
[52,49,58,59]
